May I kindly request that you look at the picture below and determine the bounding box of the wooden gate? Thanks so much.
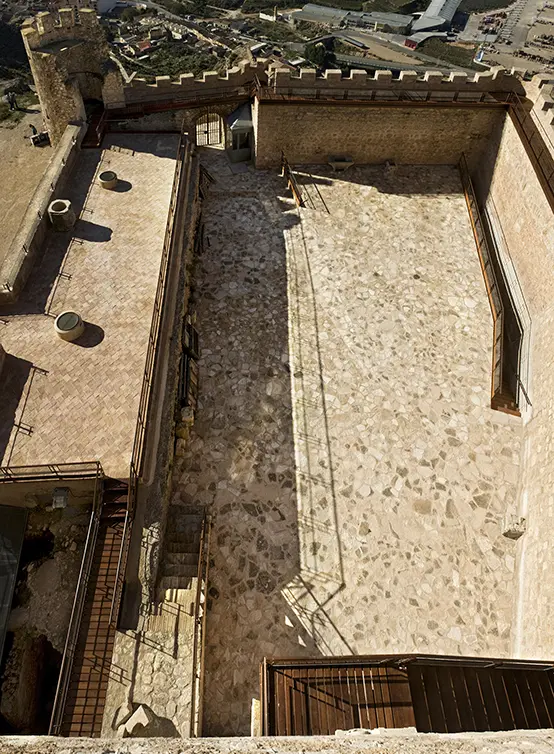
[195,111,222,146]
[261,655,554,736]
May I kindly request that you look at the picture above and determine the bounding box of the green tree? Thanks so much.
[304,41,336,69]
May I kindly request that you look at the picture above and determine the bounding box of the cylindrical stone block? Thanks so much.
[48,199,76,231]
[99,170,118,190]
[54,311,85,341]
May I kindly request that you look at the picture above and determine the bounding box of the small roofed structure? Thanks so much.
[226,102,253,163]
[411,0,462,31]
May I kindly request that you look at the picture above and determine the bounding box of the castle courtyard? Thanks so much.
[167,151,523,735]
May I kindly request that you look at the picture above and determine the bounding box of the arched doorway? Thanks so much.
[195,111,222,146]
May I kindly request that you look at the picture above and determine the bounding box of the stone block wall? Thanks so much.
[22,9,109,143]
[474,112,554,659]
[121,60,268,106]
[252,99,506,168]
[268,66,526,96]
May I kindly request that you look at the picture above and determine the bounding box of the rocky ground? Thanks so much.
[0,502,90,734]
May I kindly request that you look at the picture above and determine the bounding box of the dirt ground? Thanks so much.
[0,106,52,269]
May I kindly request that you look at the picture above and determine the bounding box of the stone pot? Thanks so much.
[99,170,118,190]
[54,311,85,342]
[48,199,76,231]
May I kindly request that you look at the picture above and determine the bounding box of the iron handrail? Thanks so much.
[190,514,211,737]
[507,90,554,213]
[459,154,506,406]
[258,84,512,106]
[0,461,102,483]
[262,653,554,671]
[48,462,104,735]
[281,151,304,208]
[109,132,191,628]
[129,132,188,500]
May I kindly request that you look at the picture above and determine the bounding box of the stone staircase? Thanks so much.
[159,506,205,602]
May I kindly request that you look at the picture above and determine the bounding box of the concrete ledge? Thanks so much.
[1,731,554,752]
[0,123,85,305]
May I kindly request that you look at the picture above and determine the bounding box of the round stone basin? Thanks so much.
[48,198,76,231]
[54,311,85,342]
[99,170,118,190]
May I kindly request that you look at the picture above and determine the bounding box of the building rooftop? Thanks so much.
[0,133,178,478]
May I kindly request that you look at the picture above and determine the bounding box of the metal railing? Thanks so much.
[0,461,102,483]
[459,154,508,409]
[257,81,512,106]
[48,462,104,735]
[109,132,192,628]
[508,91,554,212]
[189,513,212,737]
[120,85,252,117]
[281,151,304,208]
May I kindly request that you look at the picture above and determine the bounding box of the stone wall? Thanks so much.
[120,61,267,106]
[0,123,85,304]
[252,99,506,168]
[268,66,526,96]
[22,9,109,143]
[474,111,554,659]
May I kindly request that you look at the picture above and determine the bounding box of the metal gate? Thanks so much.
[195,111,222,146]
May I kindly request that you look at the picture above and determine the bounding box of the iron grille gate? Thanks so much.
[196,111,221,146]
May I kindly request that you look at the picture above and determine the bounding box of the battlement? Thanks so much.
[22,8,100,52]
[123,60,269,105]
[267,66,526,94]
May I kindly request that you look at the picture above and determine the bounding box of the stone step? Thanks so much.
[166,539,201,553]
[161,588,196,606]
[160,576,198,592]
[166,552,199,566]
[163,563,198,577]
[167,528,202,541]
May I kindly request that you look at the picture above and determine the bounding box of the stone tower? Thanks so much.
[21,8,121,143]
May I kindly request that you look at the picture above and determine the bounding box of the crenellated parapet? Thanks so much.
[21,8,102,52]
[266,66,527,95]
[120,61,529,109]
[22,8,109,144]
[122,60,269,106]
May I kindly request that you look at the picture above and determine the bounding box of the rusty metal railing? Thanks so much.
[459,154,511,411]
[109,133,192,628]
[48,462,104,735]
[508,91,554,213]
[189,513,212,737]
[0,461,102,483]
[281,151,304,208]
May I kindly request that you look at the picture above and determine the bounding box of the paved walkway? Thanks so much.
[0,134,178,477]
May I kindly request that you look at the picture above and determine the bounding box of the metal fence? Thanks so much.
[48,462,104,735]
[0,460,102,483]
[109,132,192,628]
[508,91,554,212]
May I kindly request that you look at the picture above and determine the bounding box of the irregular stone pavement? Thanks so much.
[161,152,523,736]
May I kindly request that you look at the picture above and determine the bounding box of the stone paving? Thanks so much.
[0,134,178,478]
[171,154,523,736]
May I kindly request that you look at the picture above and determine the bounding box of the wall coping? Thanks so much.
[0,123,85,304]
[1,730,554,753]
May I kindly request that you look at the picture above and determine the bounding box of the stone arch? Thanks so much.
[194,110,223,146]
[181,102,249,149]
